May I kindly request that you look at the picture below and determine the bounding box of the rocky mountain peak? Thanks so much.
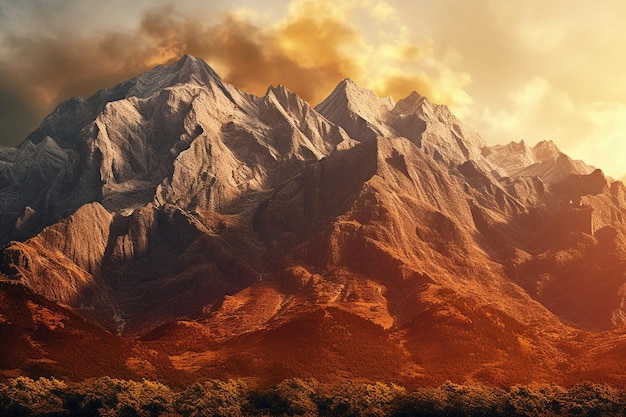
[533,139,562,161]
[483,138,594,184]
[325,78,395,114]
[127,54,222,98]
[0,56,349,243]
[264,84,308,115]
[315,79,395,141]
[390,91,428,116]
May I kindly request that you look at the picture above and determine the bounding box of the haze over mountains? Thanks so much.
[2,55,626,387]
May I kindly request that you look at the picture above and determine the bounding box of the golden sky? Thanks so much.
[0,0,624,180]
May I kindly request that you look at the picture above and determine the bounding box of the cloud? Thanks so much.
[0,0,472,147]
[377,0,626,178]
[208,1,362,104]
[576,102,626,179]
[7,0,623,180]
[478,77,590,142]
[0,2,362,144]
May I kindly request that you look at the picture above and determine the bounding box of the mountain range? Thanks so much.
[2,55,626,387]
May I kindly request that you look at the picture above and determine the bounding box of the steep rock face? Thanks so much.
[0,56,355,331]
[1,199,263,332]
[202,135,575,385]
[0,58,226,240]
[36,202,112,275]
[262,84,353,157]
[0,137,74,242]
[255,136,553,324]
[87,57,351,215]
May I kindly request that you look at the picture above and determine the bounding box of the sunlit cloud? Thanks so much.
[371,0,395,21]
[0,0,469,146]
[1,0,626,180]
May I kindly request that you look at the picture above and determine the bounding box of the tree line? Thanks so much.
[1,376,625,416]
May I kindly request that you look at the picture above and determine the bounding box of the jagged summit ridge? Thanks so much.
[2,54,507,246]
[21,55,224,150]
[0,55,356,242]
[315,78,396,142]
[0,54,606,244]
[0,54,601,246]
[483,139,594,183]
[316,78,495,173]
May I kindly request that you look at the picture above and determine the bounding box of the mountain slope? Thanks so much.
[2,55,626,387]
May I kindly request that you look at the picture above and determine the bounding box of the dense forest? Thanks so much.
[1,376,626,416]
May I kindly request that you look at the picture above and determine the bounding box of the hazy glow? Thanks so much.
[0,0,625,180]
